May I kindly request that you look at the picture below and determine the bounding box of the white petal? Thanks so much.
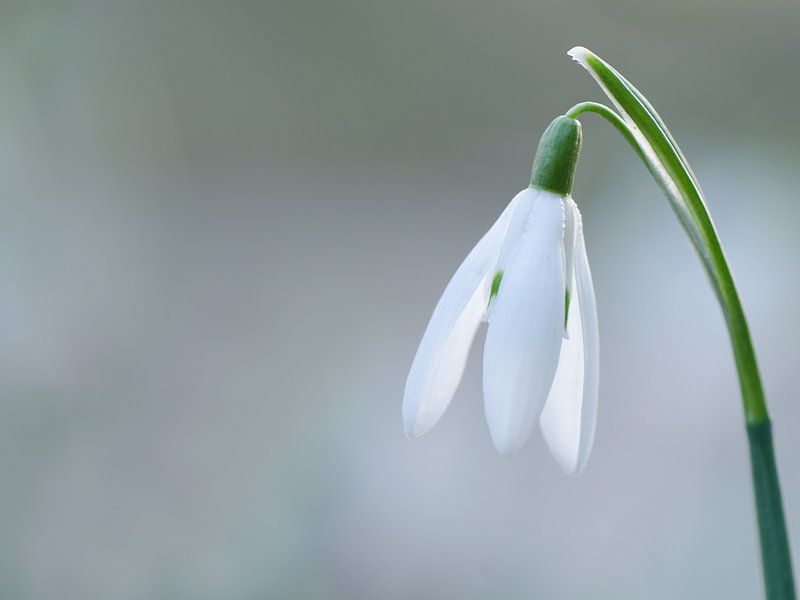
[484,188,540,323]
[483,191,566,457]
[561,196,576,338]
[403,192,527,438]
[494,189,541,273]
[540,198,599,474]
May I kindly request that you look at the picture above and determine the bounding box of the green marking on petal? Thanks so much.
[564,288,571,330]
[490,271,503,301]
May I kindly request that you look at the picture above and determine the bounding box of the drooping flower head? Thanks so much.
[403,116,599,474]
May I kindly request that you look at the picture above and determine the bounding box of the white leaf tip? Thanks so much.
[567,46,587,57]
[567,46,594,68]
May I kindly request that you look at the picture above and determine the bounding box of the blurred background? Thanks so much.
[1,1,799,598]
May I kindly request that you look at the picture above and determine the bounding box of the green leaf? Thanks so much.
[568,46,795,600]
[567,47,714,291]
[567,46,766,425]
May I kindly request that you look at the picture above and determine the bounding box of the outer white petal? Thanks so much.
[403,191,529,438]
[494,189,541,272]
[483,191,566,458]
[539,198,599,474]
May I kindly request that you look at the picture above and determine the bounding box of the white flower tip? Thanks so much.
[541,415,595,475]
[551,450,586,477]
[541,427,575,474]
[402,414,419,439]
[402,401,433,439]
[488,428,527,459]
[403,419,425,439]
[567,46,592,65]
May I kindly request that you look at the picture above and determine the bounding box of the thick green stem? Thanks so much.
[749,421,797,600]
[565,94,795,598]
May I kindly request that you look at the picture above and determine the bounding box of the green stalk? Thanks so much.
[565,47,795,599]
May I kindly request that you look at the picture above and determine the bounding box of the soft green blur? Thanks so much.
[1,2,798,599]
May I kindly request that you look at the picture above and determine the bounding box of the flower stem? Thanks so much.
[565,96,795,599]
[565,102,644,162]
[565,100,769,424]
[749,420,797,599]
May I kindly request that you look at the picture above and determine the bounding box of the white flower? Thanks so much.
[402,117,599,474]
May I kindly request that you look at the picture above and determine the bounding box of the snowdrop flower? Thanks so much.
[403,116,599,474]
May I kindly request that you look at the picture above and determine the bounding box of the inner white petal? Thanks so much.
[539,203,599,474]
[561,197,578,338]
[483,191,566,457]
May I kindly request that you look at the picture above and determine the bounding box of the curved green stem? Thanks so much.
[565,102,643,162]
[565,47,794,599]
[566,100,767,425]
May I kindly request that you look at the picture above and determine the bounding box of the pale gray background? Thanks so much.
[1,1,798,598]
